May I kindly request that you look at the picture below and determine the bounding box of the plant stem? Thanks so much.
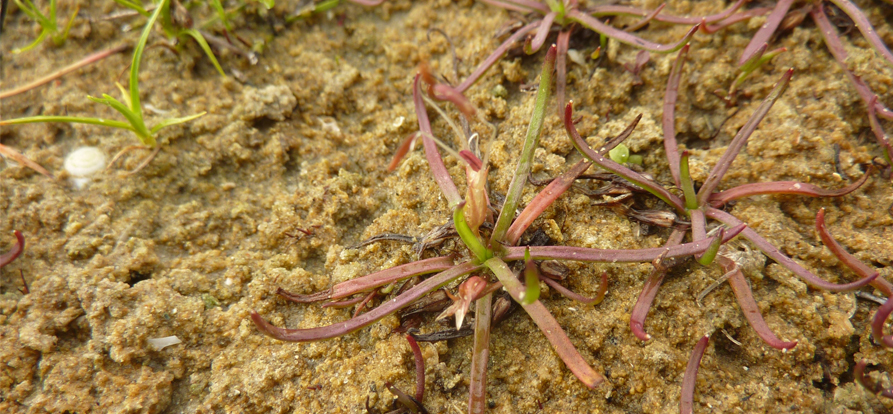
[568,10,697,53]
[0,45,128,99]
[504,226,743,263]
[251,262,480,342]
[696,69,793,206]
[721,256,798,350]
[738,0,794,66]
[484,257,604,388]
[707,208,877,292]
[680,335,710,414]
[679,151,697,210]
[454,202,493,263]
[0,230,25,268]
[413,75,462,207]
[565,102,686,213]
[505,160,590,245]
[662,45,688,187]
[491,45,557,246]
[128,0,169,145]
[707,172,871,207]
[468,293,492,414]
[0,116,134,131]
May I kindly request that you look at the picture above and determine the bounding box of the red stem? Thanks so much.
[504,224,744,263]
[539,273,606,305]
[478,0,548,13]
[721,257,798,350]
[855,360,893,398]
[812,5,893,121]
[814,208,891,296]
[251,262,479,342]
[413,75,462,206]
[568,10,698,53]
[468,293,492,414]
[630,227,686,341]
[707,208,878,292]
[346,0,384,5]
[697,69,793,206]
[0,231,24,268]
[701,8,773,34]
[663,45,689,187]
[405,334,425,402]
[277,256,454,303]
[680,335,710,414]
[590,0,750,25]
[826,0,893,67]
[555,29,571,117]
[738,0,794,66]
[486,257,604,388]
[505,160,591,245]
[0,45,128,99]
[332,255,454,299]
[455,21,541,93]
[708,172,871,208]
[872,296,893,348]
[565,102,686,212]
[528,12,556,54]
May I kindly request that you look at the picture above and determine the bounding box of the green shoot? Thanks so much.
[155,0,227,77]
[544,0,566,20]
[453,202,493,263]
[608,144,630,164]
[111,0,149,16]
[0,0,205,148]
[180,29,226,76]
[719,44,786,105]
[12,0,78,53]
[490,45,557,246]
[521,248,541,305]
[209,0,233,32]
[697,228,724,266]
[680,151,698,210]
[289,0,340,22]
[590,32,608,60]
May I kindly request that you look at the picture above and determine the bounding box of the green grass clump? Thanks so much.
[12,0,78,53]
[1,0,205,149]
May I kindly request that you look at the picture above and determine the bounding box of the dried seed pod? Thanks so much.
[492,293,516,324]
[540,260,570,280]
[628,209,679,228]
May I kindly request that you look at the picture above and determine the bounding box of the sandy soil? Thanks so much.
[2,0,893,412]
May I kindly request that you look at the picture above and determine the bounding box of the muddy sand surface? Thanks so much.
[2,0,893,412]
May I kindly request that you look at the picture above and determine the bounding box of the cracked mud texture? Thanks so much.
[2,0,893,413]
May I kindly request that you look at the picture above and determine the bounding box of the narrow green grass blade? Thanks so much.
[490,45,557,246]
[112,0,148,16]
[150,111,207,134]
[182,29,226,77]
[209,0,233,31]
[680,151,698,210]
[13,29,48,53]
[53,4,79,46]
[0,115,135,131]
[131,0,167,117]
[87,95,154,146]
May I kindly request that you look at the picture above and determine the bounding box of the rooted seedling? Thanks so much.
[11,0,78,53]
[0,0,205,173]
[251,45,744,413]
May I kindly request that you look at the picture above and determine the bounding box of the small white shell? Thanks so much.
[148,335,182,351]
[63,147,106,189]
